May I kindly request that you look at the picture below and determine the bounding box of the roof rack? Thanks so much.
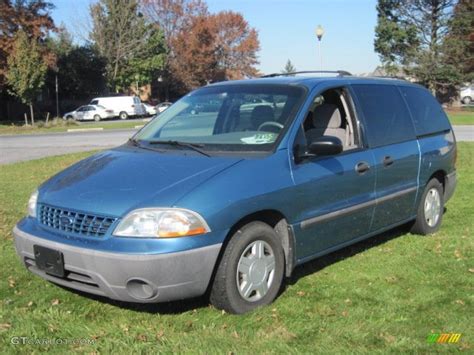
[260,70,352,78]
[365,75,407,81]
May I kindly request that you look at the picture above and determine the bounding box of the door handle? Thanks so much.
[383,156,394,167]
[355,161,370,174]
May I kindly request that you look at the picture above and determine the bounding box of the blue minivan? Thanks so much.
[13,73,457,314]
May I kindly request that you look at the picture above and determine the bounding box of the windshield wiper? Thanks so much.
[128,138,165,153]
[148,140,211,157]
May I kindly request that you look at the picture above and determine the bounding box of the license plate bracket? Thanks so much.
[33,245,65,278]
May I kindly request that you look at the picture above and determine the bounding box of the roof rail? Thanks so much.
[363,75,407,81]
[260,70,352,78]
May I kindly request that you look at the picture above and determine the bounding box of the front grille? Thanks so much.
[38,204,117,237]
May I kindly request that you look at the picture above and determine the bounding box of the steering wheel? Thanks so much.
[257,121,284,132]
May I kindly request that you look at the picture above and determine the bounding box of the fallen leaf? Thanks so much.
[0,323,12,330]
[8,277,15,288]
[155,330,165,340]
[27,301,33,307]
[455,299,465,305]
[342,311,349,317]
[297,291,306,297]
[51,299,60,306]
[136,334,147,342]
[469,268,474,273]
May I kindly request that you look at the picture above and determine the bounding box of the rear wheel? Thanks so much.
[119,111,128,120]
[93,114,101,122]
[411,178,444,235]
[210,221,285,314]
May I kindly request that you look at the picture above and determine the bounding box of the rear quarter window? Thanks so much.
[398,86,451,136]
[352,84,416,147]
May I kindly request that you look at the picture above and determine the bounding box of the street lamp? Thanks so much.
[315,25,324,73]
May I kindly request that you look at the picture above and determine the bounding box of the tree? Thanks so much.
[209,11,260,80]
[374,0,471,101]
[6,30,48,124]
[90,0,166,92]
[282,59,296,74]
[171,15,218,88]
[142,1,260,92]
[443,0,474,82]
[0,0,55,89]
[142,0,208,96]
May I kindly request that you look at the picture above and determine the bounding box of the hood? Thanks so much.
[39,145,241,217]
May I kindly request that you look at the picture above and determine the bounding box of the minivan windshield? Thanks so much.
[134,84,306,153]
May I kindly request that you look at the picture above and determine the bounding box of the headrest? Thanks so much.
[251,105,274,121]
[313,104,341,129]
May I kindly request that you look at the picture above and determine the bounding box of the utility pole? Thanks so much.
[55,72,59,118]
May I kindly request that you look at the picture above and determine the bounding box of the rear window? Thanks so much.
[352,84,416,147]
[398,86,450,136]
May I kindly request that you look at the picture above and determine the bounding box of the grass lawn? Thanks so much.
[0,144,473,353]
[447,111,474,125]
[0,120,144,135]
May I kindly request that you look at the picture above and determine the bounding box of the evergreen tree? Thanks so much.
[282,59,296,74]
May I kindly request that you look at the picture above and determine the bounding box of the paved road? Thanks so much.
[0,125,472,165]
[453,125,474,142]
[0,129,135,165]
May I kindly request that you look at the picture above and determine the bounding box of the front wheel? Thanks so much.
[210,221,285,314]
[411,178,444,235]
[93,114,101,122]
[119,111,128,120]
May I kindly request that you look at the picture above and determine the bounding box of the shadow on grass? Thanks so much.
[56,284,209,315]
[287,222,414,285]
[56,220,422,314]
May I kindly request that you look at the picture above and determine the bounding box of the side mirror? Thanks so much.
[306,136,343,156]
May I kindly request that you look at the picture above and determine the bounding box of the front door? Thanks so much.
[290,86,376,261]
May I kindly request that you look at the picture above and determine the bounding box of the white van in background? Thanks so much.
[89,96,146,119]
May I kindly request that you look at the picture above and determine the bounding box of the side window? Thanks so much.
[352,84,416,147]
[399,86,450,136]
[300,87,360,151]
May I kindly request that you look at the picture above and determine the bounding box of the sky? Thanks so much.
[50,0,381,75]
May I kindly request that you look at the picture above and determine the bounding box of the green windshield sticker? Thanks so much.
[240,133,276,144]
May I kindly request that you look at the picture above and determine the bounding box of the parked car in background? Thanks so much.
[63,105,114,121]
[89,96,146,119]
[460,85,473,104]
[143,103,157,116]
[14,74,456,314]
[156,101,172,114]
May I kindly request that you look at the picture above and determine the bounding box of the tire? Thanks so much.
[210,221,285,314]
[462,96,471,105]
[119,111,128,120]
[93,114,101,122]
[410,178,444,235]
[66,115,73,120]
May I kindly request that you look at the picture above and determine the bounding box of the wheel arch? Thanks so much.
[209,209,296,292]
[428,170,446,193]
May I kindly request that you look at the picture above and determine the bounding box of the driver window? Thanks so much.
[301,88,359,151]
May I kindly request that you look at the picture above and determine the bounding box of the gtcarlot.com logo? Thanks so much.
[427,333,462,344]
[11,337,95,345]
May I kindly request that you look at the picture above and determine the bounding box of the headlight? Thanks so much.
[113,208,211,238]
[28,190,38,218]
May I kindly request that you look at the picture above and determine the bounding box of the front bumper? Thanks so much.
[13,226,222,303]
